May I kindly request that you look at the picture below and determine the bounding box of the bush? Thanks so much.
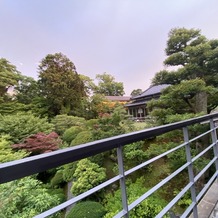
[0,135,28,162]
[50,170,64,187]
[86,119,99,128]
[12,132,61,155]
[70,131,93,146]
[71,159,106,195]
[51,115,86,135]
[0,177,65,218]
[66,201,106,218]
[62,126,84,144]
[0,112,54,143]
[104,177,166,218]
[62,162,78,182]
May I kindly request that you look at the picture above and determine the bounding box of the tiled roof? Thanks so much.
[125,100,149,107]
[131,84,170,100]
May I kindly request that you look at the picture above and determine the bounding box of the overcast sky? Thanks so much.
[1,0,218,95]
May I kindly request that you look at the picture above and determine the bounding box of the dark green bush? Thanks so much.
[62,126,84,143]
[70,131,93,146]
[66,201,106,218]
[50,171,64,187]
[51,115,86,135]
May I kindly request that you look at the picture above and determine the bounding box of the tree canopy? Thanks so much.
[150,28,218,120]
[94,72,125,96]
[131,88,142,97]
[38,53,86,116]
[15,75,40,104]
[152,28,218,87]
[0,58,20,99]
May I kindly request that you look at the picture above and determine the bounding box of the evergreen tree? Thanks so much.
[38,53,86,116]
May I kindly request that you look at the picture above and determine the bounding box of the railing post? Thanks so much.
[183,127,198,218]
[117,145,129,218]
[210,119,218,174]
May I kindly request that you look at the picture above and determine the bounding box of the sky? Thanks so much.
[1,0,218,95]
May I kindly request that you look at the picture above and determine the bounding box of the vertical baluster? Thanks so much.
[210,119,218,174]
[183,127,198,217]
[117,145,129,218]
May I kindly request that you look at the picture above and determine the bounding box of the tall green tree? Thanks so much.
[0,58,20,100]
[15,75,40,104]
[79,74,96,96]
[151,28,218,117]
[152,28,218,88]
[131,88,142,97]
[94,72,125,96]
[14,75,50,117]
[38,53,86,116]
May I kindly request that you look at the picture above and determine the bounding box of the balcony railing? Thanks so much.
[1,113,218,217]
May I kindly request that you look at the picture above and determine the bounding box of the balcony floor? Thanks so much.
[190,180,218,218]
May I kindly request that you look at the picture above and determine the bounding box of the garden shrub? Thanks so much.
[0,112,54,143]
[66,201,106,218]
[70,131,93,146]
[51,115,86,135]
[50,170,64,187]
[62,126,84,144]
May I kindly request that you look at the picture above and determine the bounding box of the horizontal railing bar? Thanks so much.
[196,171,218,202]
[200,118,218,124]
[189,129,212,143]
[194,157,217,182]
[125,142,187,176]
[192,142,215,162]
[34,175,121,218]
[126,163,190,213]
[1,113,218,184]
[113,210,128,218]
[156,182,193,218]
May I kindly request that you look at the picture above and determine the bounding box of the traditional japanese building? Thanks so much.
[125,84,170,120]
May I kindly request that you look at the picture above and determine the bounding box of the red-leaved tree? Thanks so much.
[12,132,61,155]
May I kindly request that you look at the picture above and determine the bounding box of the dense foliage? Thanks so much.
[66,201,106,218]
[0,177,65,218]
[0,112,54,143]
[71,158,106,195]
[0,58,20,99]
[38,53,86,116]
[94,72,125,96]
[12,132,61,155]
[0,135,28,162]
[151,28,218,121]
[103,178,166,218]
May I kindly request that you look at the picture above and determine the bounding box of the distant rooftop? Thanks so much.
[105,96,131,102]
[132,84,170,100]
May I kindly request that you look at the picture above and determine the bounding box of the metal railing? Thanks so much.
[1,113,218,217]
